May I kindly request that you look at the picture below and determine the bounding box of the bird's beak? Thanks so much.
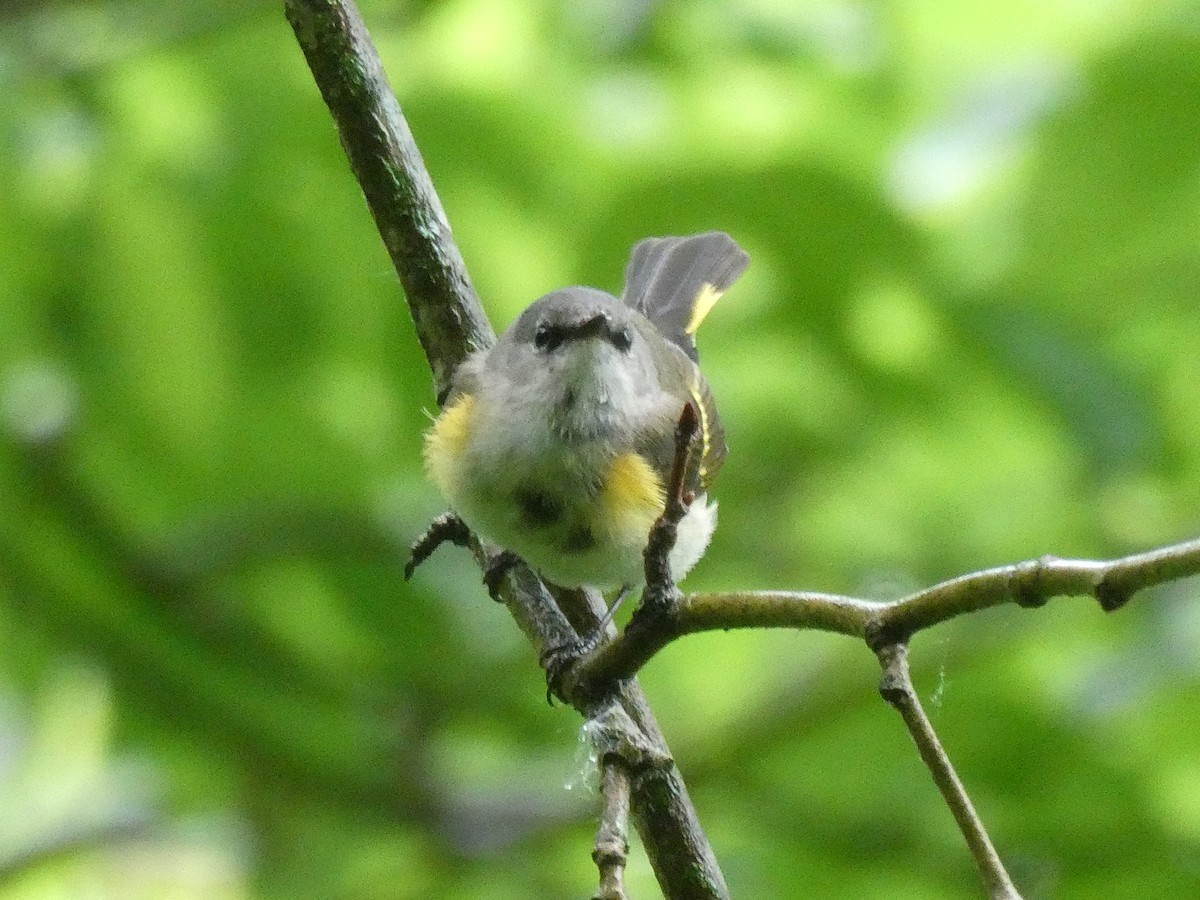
[570,313,611,341]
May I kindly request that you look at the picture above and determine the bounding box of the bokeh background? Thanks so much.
[4,1,1200,897]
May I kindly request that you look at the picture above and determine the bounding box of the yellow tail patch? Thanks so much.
[685,282,724,335]
[423,394,476,495]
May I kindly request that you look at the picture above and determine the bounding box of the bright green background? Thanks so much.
[3,1,1200,897]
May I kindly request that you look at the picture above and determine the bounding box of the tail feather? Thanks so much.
[621,232,749,360]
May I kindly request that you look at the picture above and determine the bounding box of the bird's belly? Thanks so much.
[452,464,650,589]
[436,406,717,589]
[452,461,716,591]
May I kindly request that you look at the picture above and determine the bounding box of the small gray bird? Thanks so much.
[423,232,749,594]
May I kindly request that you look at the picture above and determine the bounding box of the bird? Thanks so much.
[421,231,749,603]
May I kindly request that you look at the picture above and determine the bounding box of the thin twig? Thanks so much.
[641,402,701,601]
[547,403,702,700]
[876,644,1023,900]
[554,589,730,900]
[556,403,701,699]
[592,756,632,900]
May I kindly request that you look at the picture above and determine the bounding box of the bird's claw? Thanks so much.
[482,549,521,601]
[540,634,597,705]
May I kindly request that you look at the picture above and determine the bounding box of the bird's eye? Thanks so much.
[534,323,560,351]
[611,326,632,353]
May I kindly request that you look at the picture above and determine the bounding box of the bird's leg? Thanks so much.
[540,583,630,701]
[406,512,521,603]
[598,584,634,632]
[482,549,522,601]
[549,583,632,659]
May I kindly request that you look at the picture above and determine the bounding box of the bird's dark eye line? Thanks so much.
[534,319,630,352]
[534,323,561,351]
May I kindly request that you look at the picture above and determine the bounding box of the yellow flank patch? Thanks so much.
[423,393,476,495]
[685,282,723,335]
[599,452,665,541]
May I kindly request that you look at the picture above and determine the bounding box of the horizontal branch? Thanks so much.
[570,537,1200,690]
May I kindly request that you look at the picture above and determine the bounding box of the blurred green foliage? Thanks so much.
[2,0,1200,897]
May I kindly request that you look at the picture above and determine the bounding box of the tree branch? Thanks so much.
[283,4,1200,897]
[583,704,649,900]
[592,754,631,900]
[570,538,1200,689]
[284,0,492,402]
[554,537,1199,898]
[876,643,1022,900]
[284,2,729,896]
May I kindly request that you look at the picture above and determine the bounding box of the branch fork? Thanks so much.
[286,2,1200,896]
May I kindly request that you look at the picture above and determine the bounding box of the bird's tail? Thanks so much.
[621,231,749,361]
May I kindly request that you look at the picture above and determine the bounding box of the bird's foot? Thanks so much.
[405,512,472,580]
[482,549,521,601]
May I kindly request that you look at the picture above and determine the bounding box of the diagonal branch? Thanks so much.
[876,643,1022,900]
[284,2,729,896]
[284,0,492,402]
